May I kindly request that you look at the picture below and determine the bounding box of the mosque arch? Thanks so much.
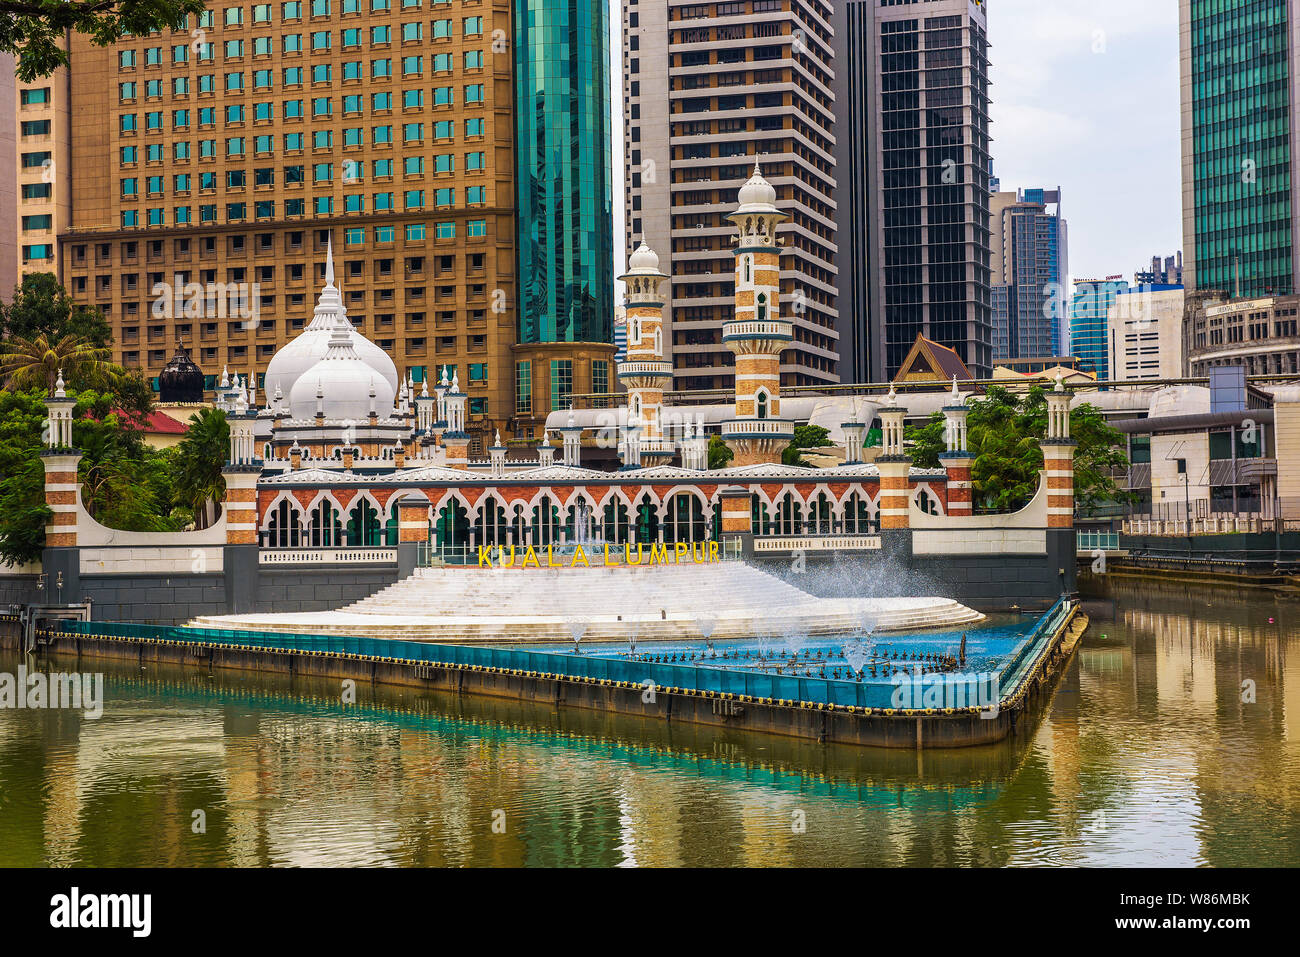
[807,489,834,534]
[756,389,769,420]
[474,494,509,546]
[633,492,660,544]
[756,292,767,323]
[434,497,471,555]
[914,484,942,516]
[775,490,803,535]
[664,490,708,544]
[261,497,304,547]
[842,488,877,534]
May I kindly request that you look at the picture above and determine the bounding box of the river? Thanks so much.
[1,577,1297,867]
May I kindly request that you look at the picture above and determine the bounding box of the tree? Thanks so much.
[781,424,832,467]
[1,272,111,347]
[0,390,53,565]
[0,0,208,82]
[171,408,228,529]
[707,434,733,470]
[0,386,183,563]
[904,385,1129,513]
[0,332,114,395]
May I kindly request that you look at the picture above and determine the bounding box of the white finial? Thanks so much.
[886,384,897,406]
[221,365,229,388]
[440,367,449,387]
[369,386,377,416]
[54,369,65,398]
[325,233,335,286]
[494,429,502,447]
[420,377,429,398]
[452,370,460,392]
[754,156,762,177]
[951,375,960,401]
[567,404,576,428]
[1054,370,1065,392]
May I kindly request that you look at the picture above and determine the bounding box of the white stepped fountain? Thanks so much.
[187,562,985,643]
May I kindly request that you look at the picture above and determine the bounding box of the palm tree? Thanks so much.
[0,332,112,394]
[172,408,229,530]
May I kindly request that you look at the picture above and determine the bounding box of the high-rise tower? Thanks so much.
[832,0,993,381]
[722,163,793,466]
[1180,0,1300,297]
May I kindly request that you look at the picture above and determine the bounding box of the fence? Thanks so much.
[419,537,746,567]
[46,598,1069,710]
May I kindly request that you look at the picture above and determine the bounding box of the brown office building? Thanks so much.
[58,0,522,452]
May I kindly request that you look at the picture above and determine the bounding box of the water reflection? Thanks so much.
[1,577,1298,867]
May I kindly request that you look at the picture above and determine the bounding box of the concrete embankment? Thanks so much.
[0,606,1086,749]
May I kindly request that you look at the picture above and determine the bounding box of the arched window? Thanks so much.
[776,491,803,535]
[756,293,767,323]
[435,498,471,556]
[633,493,659,544]
[665,492,706,544]
[744,257,751,284]
[347,499,382,546]
[603,498,630,544]
[914,488,941,516]
[756,390,768,420]
[308,500,342,546]
[262,499,302,548]
[475,495,507,546]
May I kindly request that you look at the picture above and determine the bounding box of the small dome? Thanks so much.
[289,326,396,422]
[158,344,204,403]
[628,241,660,272]
[736,160,778,211]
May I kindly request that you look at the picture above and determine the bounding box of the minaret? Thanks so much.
[616,240,674,467]
[722,161,793,466]
[1042,372,1076,530]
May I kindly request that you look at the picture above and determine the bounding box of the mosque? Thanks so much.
[30,164,1079,626]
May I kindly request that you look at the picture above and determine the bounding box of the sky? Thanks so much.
[610,0,1183,286]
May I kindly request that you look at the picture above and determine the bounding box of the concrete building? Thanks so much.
[53,0,611,456]
[1069,278,1128,380]
[832,0,993,383]
[1107,285,1185,382]
[990,186,1068,360]
[1185,294,1300,377]
[1134,251,1182,288]
[0,53,17,300]
[1180,0,1300,297]
[621,0,840,393]
[9,51,72,287]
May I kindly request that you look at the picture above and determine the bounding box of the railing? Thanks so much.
[721,418,794,436]
[259,547,397,565]
[721,320,793,341]
[48,599,1070,711]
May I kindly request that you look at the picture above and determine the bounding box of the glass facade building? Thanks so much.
[514,0,614,345]
[833,0,994,382]
[1070,279,1130,380]
[991,187,1068,360]
[1183,0,1296,297]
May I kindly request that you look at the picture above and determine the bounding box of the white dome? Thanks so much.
[264,237,400,400]
[627,241,660,272]
[289,326,396,422]
[736,160,778,211]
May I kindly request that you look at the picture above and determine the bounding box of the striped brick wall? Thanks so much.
[944,457,974,515]
[222,470,259,545]
[1042,444,1075,529]
[877,463,911,529]
[42,453,81,548]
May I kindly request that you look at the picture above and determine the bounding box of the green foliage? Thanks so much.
[0,390,53,565]
[171,408,229,529]
[902,385,1129,513]
[707,434,733,470]
[0,0,209,82]
[792,425,832,449]
[1,272,112,347]
[0,386,185,563]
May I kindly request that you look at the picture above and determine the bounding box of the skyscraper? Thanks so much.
[990,186,1068,360]
[621,0,840,394]
[10,54,71,284]
[832,0,993,383]
[514,0,617,424]
[1180,0,1299,297]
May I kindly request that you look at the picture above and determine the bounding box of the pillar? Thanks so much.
[940,378,973,516]
[875,386,911,531]
[717,485,753,555]
[1042,375,1078,594]
[396,491,431,578]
